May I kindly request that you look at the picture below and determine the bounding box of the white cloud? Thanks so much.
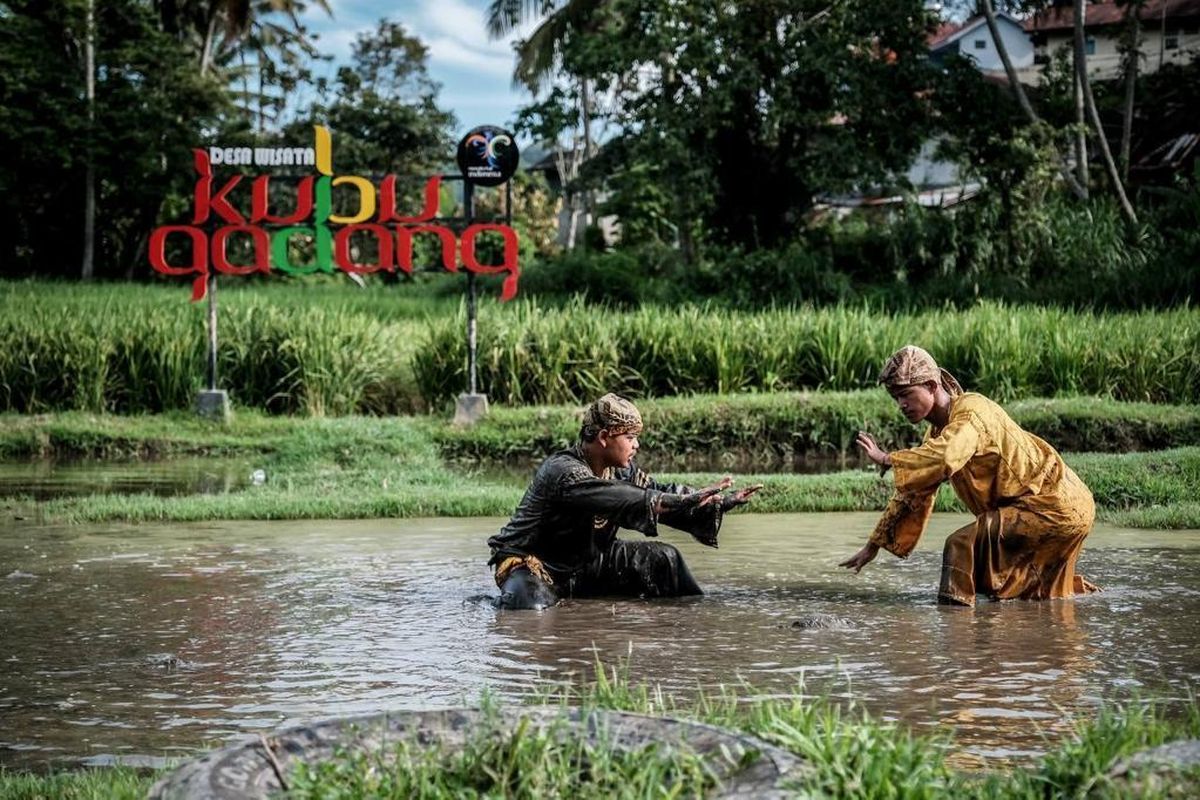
[426,35,515,71]
[294,0,536,128]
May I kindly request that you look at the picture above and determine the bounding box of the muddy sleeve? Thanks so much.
[556,474,662,537]
[869,488,937,558]
[890,414,981,494]
[614,463,692,495]
[614,464,722,546]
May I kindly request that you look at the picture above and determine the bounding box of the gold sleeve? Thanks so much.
[869,488,937,558]
[890,414,981,494]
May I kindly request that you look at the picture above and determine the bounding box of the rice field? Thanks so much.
[2,281,1197,414]
[415,298,1200,406]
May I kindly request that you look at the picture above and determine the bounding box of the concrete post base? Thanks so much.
[453,393,490,426]
[194,390,231,421]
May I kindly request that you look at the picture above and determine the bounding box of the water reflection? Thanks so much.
[0,459,253,500]
[1,513,1197,770]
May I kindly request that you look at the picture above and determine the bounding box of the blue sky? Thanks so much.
[297,0,537,134]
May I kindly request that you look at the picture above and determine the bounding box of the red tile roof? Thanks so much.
[928,20,966,48]
[1026,0,1200,33]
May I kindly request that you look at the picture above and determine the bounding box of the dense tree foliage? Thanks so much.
[514,0,940,253]
[1,0,1196,307]
[0,2,457,278]
[0,0,228,276]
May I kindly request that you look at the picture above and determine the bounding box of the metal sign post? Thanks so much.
[465,181,478,396]
[195,254,230,420]
[151,124,517,424]
[452,125,519,426]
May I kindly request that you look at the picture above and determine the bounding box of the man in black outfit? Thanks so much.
[487,393,761,609]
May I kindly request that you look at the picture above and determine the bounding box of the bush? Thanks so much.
[698,243,853,308]
[518,248,652,307]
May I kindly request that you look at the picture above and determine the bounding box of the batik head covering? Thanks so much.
[878,345,963,397]
[581,393,643,438]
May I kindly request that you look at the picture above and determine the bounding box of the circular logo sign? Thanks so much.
[456,125,519,187]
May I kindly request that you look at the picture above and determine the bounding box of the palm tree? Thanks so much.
[485,0,604,90]
[155,0,330,78]
[486,0,606,246]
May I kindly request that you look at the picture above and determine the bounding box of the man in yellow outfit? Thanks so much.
[840,345,1099,605]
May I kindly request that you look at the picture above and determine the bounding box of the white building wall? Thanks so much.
[1038,27,1200,79]
[958,20,1036,70]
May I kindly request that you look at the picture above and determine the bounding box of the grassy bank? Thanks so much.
[6,394,1199,464]
[433,392,1200,466]
[3,410,1197,528]
[3,665,1198,798]
[3,281,1199,413]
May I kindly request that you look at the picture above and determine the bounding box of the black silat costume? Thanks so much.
[487,444,724,609]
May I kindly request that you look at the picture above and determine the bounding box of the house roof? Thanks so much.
[928,13,1024,51]
[928,20,965,48]
[1025,0,1200,33]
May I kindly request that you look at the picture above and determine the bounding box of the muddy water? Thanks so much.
[1,513,1198,770]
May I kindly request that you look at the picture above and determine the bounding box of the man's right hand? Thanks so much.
[838,541,880,574]
[856,431,891,468]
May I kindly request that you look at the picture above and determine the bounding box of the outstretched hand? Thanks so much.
[856,431,891,468]
[838,542,880,574]
[721,483,764,511]
[655,483,724,514]
[699,475,734,497]
[655,477,764,515]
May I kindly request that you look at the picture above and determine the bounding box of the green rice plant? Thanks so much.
[0,280,432,415]
[4,281,1199,412]
[413,300,1200,407]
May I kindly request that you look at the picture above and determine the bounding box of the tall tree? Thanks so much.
[487,0,606,246]
[81,0,96,278]
[1071,0,1138,223]
[571,0,939,250]
[0,0,228,277]
[1118,0,1145,180]
[978,0,1089,199]
[1071,0,1088,195]
[291,19,456,176]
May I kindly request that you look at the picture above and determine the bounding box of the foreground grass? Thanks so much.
[555,663,1200,800]
[2,408,1197,528]
[288,702,720,800]
[0,767,152,799]
[4,664,1198,799]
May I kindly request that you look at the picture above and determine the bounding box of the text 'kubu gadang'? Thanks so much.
[148,126,519,301]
